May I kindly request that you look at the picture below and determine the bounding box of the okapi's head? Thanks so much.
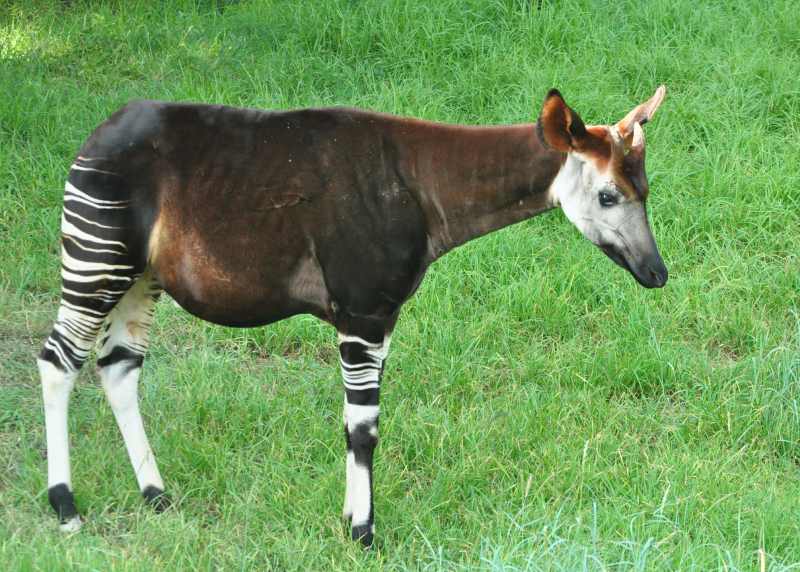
[539,86,668,288]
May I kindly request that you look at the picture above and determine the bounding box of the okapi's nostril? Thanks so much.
[648,265,668,287]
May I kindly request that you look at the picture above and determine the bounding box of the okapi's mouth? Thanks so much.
[599,243,668,289]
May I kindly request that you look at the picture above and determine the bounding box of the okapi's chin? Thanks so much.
[599,244,668,289]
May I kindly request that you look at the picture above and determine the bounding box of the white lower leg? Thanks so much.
[100,363,163,492]
[39,359,82,531]
[344,402,379,528]
[39,359,76,490]
[348,459,372,528]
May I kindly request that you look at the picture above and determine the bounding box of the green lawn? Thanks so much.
[1,0,799,569]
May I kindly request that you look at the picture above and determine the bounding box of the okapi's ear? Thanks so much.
[538,89,588,152]
[617,85,666,139]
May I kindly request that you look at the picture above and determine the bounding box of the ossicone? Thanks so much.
[617,85,666,138]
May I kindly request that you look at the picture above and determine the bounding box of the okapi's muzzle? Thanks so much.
[600,240,668,289]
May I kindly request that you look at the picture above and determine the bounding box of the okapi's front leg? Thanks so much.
[338,331,391,547]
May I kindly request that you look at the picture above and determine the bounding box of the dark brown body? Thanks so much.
[78,101,562,332]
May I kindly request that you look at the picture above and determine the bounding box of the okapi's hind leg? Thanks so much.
[97,269,168,510]
[38,263,133,532]
[38,160,149,530]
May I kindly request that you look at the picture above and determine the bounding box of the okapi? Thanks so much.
[38,86,667,546]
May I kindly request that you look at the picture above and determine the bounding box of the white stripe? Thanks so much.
[343,382,380,391]
[51,330,94,354]
[365,344,390,362]
[45,339,72,371]
[55,323,94,346]
[55,305,107,327]
[342,362,381,373]
[63,206,121,230]
[61,268,133,284]
[60,288,121,302]
[342,373,380,384]
[65,182,128,205]
[59,299,109,317]
[61,217,127,249]
[337,334,383,347]
[339,358,382,373]
[70,164,119,176]
[61,248,133,273]
[343,371,380,384]
[65,195,128,210]
[338,334,391,391]
[63,235,126,255]
[337,334,391,358]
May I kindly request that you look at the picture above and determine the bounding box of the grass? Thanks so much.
[1,0,800,569]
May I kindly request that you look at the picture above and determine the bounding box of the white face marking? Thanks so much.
[548,150,657,275]
[551,153,618,244]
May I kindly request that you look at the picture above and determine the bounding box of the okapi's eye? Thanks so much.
[598,191,617,207]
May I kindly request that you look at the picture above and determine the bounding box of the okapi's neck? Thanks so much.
[399,121,565,258]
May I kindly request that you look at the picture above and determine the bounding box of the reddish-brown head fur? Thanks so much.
[538,86,666,202]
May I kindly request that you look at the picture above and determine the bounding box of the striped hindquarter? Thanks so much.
[38,159,166,531]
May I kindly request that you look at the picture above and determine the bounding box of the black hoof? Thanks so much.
[142,486,171,512]
[48,483,79,524]
[351,523,374,548]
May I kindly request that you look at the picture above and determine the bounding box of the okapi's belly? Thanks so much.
[147,213,329,327]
